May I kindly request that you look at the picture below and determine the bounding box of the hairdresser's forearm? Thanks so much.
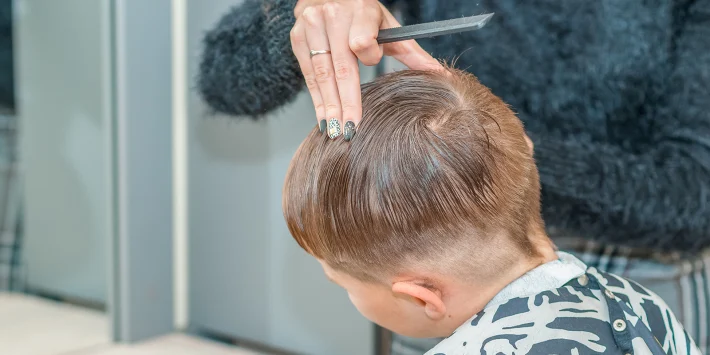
[197,0,301,117]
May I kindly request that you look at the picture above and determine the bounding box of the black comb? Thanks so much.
[376,13,494,44]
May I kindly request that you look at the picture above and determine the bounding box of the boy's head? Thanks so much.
[283,68,554,338]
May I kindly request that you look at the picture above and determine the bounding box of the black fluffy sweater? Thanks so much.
[198,0,710,252]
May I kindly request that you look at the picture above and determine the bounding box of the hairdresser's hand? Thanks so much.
[291,0,442,140]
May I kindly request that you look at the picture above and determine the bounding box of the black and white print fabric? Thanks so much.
[426,257,701,354]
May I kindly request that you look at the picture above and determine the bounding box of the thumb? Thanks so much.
[388,41,443,71]
[378,3,442,71]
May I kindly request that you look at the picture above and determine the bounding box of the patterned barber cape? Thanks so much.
[426,253,701,355]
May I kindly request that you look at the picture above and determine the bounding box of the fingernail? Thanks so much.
[327,118,341,139]
[319,119,326,133]
[343,121,356,141]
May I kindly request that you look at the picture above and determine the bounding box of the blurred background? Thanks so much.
[0,0,381,354]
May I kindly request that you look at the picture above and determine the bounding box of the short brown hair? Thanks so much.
[283,68,544,282]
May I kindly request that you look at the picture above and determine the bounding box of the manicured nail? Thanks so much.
[327,118,341,139]
[343,121,356,141]
[319,119,326,133]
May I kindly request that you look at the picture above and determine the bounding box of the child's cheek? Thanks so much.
[347,292,379,323]
[347,291,399,331]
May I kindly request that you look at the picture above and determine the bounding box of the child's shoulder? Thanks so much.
[426,269,700,355]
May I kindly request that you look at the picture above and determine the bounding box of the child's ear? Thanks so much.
[392,281,447,320]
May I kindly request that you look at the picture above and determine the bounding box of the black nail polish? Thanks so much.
[319,119,326,133]
[327,118,341,139]
[343,121,356,141]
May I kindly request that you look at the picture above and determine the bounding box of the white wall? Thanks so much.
[16,0,112,304]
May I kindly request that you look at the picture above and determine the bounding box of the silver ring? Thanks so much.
[309,49,331,58]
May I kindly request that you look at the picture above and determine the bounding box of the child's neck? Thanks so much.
[531,229,559,264]
[446,231,557,333]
